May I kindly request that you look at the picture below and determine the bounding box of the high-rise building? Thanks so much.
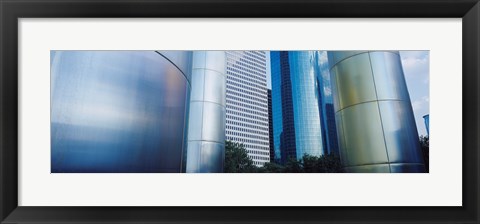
[225,51,270,166]
[423,114,430,136]
[328,51,425,173]
[268,89,274,162]
[270,51,324,164]
[324,103,339,155]
[317,51,339,156]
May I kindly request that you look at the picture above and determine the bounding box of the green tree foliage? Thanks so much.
[301,154,343,173]
[302,154,322,172]
[420,135,429,172]
[258,162,284,173]
[223,140,344,173]
[321,154,343,173]
[284,157,303,173]
[224,140,257,173]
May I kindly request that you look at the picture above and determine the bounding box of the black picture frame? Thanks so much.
[1,0,479,223]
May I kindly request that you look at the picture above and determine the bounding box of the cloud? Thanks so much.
[322,69,330,80]
[400,51,429,78]
[401,51,428,60]
[412,95,429,112]
[422,96,430,102]
[318,51,328,65]
[400,51,429,136]
[323,86,331,96]
[423,75,430,84]
[412,100,423,112]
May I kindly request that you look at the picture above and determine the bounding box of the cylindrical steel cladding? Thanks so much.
[327,51,425,173]
[50,51,192,173]
[186,51,227,173]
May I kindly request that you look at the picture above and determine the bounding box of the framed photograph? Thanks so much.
[1,0,479,223]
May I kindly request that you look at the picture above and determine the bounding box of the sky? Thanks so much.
[264,50,429,137]
[399,51,430,136]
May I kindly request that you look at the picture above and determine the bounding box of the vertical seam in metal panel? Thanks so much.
[200,52,207,168]
[180,83,186,172]
[156,51,190,172]
[332,63,349,170]
[180,51,192,172]
[339,111,348,172]
[367,52,392,173]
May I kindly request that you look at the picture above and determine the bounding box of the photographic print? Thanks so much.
[50,50,429,173]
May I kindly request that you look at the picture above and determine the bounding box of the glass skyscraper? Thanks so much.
[423,114,430,136]
[225,51,270,166]
[317,51,339,156]
[271,51,324,163]
[323,103,339,155]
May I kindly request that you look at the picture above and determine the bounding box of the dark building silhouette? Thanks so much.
[268,89,275,162]
[325,103,339,155]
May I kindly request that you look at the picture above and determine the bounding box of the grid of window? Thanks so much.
[226,99,268,113]
[226,89,268,105]
[226,119,268,131]
[225,51,270,166]
[227,104,268,118]
[227,74,268,92]
[271,51,324,163]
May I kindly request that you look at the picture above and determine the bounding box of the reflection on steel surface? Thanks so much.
[186,51,227,173]
[328,51,425,173]
[51,51,192,173]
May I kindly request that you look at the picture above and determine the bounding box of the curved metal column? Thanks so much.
[328,51,425,173]
[50,51,192,173]
[186,51,226,173]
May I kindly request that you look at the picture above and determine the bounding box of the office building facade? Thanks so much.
[271,51,324,163]
[328,51,425,173]
[225,51,270,166]
[317,51,340,155]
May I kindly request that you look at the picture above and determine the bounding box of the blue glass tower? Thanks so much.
[423,114,430,136]
[317,51,339,156]
[271,51,324,163]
